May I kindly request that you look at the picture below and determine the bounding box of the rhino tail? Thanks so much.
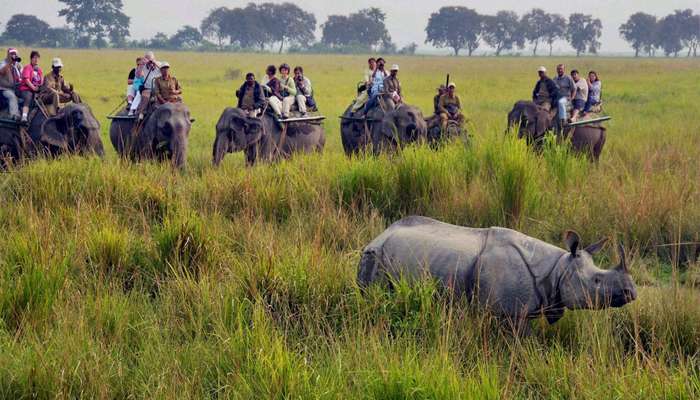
[357,248,381,288]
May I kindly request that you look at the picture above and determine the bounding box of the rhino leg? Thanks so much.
[357,249,381,288]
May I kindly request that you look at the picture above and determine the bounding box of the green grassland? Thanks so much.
[0,49,699,398]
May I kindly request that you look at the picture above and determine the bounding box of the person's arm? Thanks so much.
[569,77,575,99]
[22,67,39,92]
[0,59,11,74]
[532,82,538,101]
[153,80,164,103]
[283,78,297,96]
[174,78,182,95]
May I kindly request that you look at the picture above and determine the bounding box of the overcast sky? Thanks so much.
[3,0,699,54]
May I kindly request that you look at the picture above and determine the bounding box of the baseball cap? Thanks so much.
[538,66,547,73]
[448,82,456,88]
[52,58,64,68]
[160,61,170,68]
[390,64,399,71]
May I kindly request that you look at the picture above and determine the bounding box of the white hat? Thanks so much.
[160,61,170,68]
[537,66,547,73]
[448,82,456,88]
[390,64,399,71]
[52,58,63,68]
[144,51,155,61]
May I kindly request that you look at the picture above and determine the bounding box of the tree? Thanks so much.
[321,8,392,52]
[619,12,658,57]
[521,8,549,56]
[482,11,523,56]
[149,33,170,49]
[672,9,700,57]
[266,3,316,53]
[566,13,603,56]
[543,14,566,56]
[398,43,418,55]
[58,0,130,46]
[2,14,50,45]
[425,6,482,56]
[657,12,684,57]
[169,26,203,49]
[42,27,77,48]
[201,7,229,50]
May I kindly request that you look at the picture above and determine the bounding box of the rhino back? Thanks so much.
[362,216,488,294]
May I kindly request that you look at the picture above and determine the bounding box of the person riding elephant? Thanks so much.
[0,48,22,120]
[152,62,182,105]
[39,58,81,116]
[110,102,192,169]
[213,107,325,166]
[341,94,395,156]
[532,66,559,112]
[507,100,606,162]
[236,72,265,117]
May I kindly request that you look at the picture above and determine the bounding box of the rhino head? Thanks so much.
[556,231,637,311]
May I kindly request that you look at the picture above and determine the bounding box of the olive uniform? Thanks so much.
[40,72,80,116]
[438,93,465,129]
[153,75,182,104]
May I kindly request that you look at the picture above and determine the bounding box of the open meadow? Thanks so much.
[0,49,699,398]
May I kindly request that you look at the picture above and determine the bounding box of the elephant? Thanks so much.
[507,100,606,162]
[370,104,428,156]
[1,103,103,169]
[31,103,104,158]
[425,114,467,148]
[212,107,325,166]
[340,104,372,156]
[110,102,192,169]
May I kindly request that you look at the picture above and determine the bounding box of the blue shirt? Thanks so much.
[370,70,387,96]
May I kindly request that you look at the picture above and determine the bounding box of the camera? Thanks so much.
[12,56,21,63]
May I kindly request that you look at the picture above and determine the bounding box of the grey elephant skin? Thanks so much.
[110,103,191,169]
[212,107,325,166]
[0,103,104,168]
[358,216,637,325]
[341,101,427,156]
[508,100,606,162]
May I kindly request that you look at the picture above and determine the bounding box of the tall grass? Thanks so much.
[0,52,698,398]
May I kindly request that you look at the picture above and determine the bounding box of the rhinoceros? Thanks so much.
[358,216,637,325]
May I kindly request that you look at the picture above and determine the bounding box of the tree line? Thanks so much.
[0,1,698,57]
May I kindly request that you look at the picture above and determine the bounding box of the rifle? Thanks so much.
[445,74,450,88]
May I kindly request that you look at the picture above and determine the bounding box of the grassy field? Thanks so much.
[0,49,699,398]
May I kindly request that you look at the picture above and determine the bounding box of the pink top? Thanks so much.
[19,64,43,92]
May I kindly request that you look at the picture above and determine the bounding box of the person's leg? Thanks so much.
[363,93,377,114]
[557,97,568,121]
[282,96,294,117]
[296,94,307,115]
[127,85,135,104]
[440,112,449,130]
[1,89,19,118]
[20,91,33,122]
[136,90,151,119]
[268,97,283,115]
[129,91,142,115]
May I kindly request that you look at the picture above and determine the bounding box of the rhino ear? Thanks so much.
[584,237,608,255]
[615,243,628,273]
[564,230,580,256]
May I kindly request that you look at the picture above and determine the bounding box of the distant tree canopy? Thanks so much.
[425,6,482,56]
[620,12,658,57]
[566,13,603,56]
[321,8,392,51]
[482,11,524,56]
[2,14,50,45]
[58,0,130,48]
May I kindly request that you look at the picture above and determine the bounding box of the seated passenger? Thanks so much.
[136,51,161,119]
[236,72,265,116]
[262,65,283,116]
[584,70,602,114]
[293,66,315,116]
[40,58,81,116]
[532,66,559,112]
[363,58,388,113]
[383,64,402,105]
[438,82,464,131]
[351,57,376,113]
[433,85,446,116]
[19,50,43,123]
[153,62,182,105]
[128,67,145,116]
[0,48,22,119]
[570,69,588,122]
[276,63,297,119]
[127,57,143,107]
[554,64,576,126]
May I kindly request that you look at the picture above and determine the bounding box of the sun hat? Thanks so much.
[52,57,63,68]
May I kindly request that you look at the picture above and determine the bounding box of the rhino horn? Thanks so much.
[564,230,581,256]
[615,243,628,273]
[584,237,609,255]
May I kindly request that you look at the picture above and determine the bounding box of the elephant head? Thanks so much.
[508,101,551,145]
[40,103,104,157]
[142,103,192,168]
[213,107,265,166]
[372,104,427,155]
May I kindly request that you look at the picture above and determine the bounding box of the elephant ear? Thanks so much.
[156,108,173,132]
[535,111,550,137]
[40,116,69,149]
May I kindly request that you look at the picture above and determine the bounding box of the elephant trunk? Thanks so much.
[170,122,189,169]
[212,131,229,167]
